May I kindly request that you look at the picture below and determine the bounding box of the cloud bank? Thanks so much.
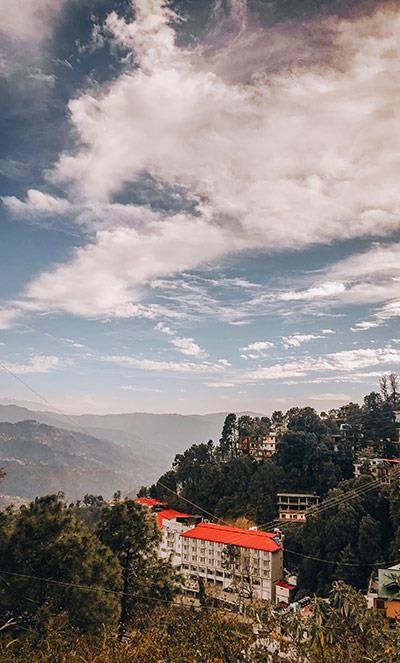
[3,0,400,324]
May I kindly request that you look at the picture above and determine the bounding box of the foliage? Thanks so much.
[1,585,399,663]
[97,499,176,635]
[284,478,396,595]
[0,495,121,631]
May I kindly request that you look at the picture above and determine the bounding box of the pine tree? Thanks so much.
[97,500,175,640]
[219,413,237,458]
[0,495,121,630]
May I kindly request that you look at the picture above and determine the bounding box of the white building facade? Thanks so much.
[180,522,283,602]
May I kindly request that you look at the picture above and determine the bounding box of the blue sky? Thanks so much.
[0,0,399,414]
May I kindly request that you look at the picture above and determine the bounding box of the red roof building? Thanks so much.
[136,497,168,508]
[156,508,193,528]
[181,522,281,553]
[180,523,284,602]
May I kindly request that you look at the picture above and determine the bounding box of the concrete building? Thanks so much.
[136,497,284,602]
[136,497,200,568]
[180,522,283,602]
[275,580,297,607]
[277,492,320,522]
[238,432,278,460]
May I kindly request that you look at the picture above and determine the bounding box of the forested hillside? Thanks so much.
[0,420,139,500]
[145,376,400,595]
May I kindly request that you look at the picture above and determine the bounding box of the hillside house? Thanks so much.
[277,492,320,522]
[238,432,278,460]
[368,563,400,627]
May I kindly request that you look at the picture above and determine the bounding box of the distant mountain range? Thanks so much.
[0,403,251,502]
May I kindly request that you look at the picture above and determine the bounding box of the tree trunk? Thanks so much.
[119,550,131,643]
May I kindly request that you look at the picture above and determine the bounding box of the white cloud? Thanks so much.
[4,1,400,323]
[351,320,382,332]
[171,336,204,357]
[279,282,347,302]
[0,355,61,374]
[205,382,235,388]
[154,321,205,356]
[155,322,174,336]
[3,190,70,216]
[0,309,19,330]
[308,392,352,402]
[242,345,400,382]
[0,0,65,44]
[282,334,323,348]
[242,341,274,353]
[21,218,231,318]
[121,385,163,393]
[281,242,400,328]
[104,354,224,374]
[54,2,400,249]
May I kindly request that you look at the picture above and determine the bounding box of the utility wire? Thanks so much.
[283,549,400,568]
[258,470,399,531]
[156,480,231,526]
[0,568,235,615]
[0,361,400,572]
[257,465,400,532]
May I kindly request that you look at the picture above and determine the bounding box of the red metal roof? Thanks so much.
[383,459,400,464]
[275,581,296,590]
[180,522,281,552]
[136,497,167,507]
[156,509,193,528]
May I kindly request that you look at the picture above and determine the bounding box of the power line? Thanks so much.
[0,360,98,438]
[2,358,400,574]
[0,568,236,615]
[257,465,400,533]
[0,360,176,478]
[156,480,230,526]
[283,549,400,568]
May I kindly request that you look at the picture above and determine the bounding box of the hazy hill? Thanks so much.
[0,420,140,501]
[0,405,252,498]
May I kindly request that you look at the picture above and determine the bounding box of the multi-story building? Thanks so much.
[238,432,278,460]
[277,492,320,522]
[180,522,283,602]
[158,509,201,567]
[136,497,200,568]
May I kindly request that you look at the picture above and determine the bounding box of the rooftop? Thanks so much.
[156,509,193,527]
[180,522,281,552]
[275,581,296,590]
[136,497,167,507]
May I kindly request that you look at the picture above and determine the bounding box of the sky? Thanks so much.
[0,0,400,415]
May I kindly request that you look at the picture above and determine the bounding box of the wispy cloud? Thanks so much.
[104,354,224,374]
[154,321,206,357]
[4,2,400,324]
[241,345,400,382]
[0,355,62,374]
[282,330,335,348]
